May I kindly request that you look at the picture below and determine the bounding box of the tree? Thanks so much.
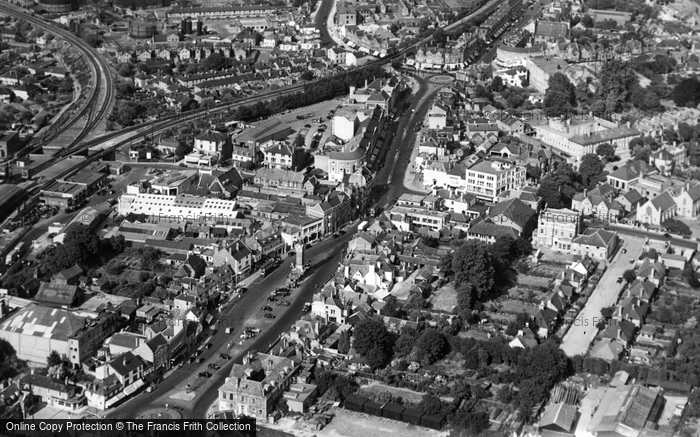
[673,78,700,107]
[596,143,616,161]
[109,235,126,253]
[490,235,517,266]
[452,240,495,300]
[293,133,305,148]
[417,394,449,416]
[516,237,533,257]
[338,330,350,354]
[394,330,417,357]
[581,14,594,27]
[491,76,505,93]
[600,306,614,319]
[596,60,637,113]
[687,389,700,418]
[683,264,700,288]
[201,53,226,71]
[415,329,448,365]
[622,269,637,283]
[537,178,565,208]
[543,72,576,118]
[353,318,392,369]
[663,218,691,236]
[47,350,62,367]
[498,386,514,404]
[579,154,604,189]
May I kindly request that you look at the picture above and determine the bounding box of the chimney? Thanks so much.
[65,377,69,386]
[268,360,273,371]
[583,188,588,197]
[626,121,631,129]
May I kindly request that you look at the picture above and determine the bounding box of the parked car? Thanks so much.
[302,303,311,312]
[199,372,212,378]
[220,354,231,360]
[277,300,291,307]
[208,363,220,370]
[264,313,276,319]
[267,296,277,302]
[664,233,671,238]
[205,343,213,349]
[262,305,273,312]
[617,277,623,283]
[196,357,205,364]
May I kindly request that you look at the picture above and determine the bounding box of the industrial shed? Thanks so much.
[344,394,368,412]
[401,408,425,425]
[363,400,383,417]
[382,403,405,421]
[421,414,446,430]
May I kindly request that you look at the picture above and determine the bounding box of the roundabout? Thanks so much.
[136,407,182,420]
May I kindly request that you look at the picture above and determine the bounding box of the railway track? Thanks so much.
[0,1,114,159]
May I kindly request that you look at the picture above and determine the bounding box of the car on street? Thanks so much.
[617,277,623,283]
[208,363,220,370]
[262,305,273,312]
[664,233,671,238]
[205,343,213,349]
[276,300,290,306]
[220,354,231,360]
[196,357,205,364]
[264,313,276,319]
[199,372,212,378]
[267,296,277,302]
[302,302,311,312]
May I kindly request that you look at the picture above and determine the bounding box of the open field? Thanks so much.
[359,381,426,405]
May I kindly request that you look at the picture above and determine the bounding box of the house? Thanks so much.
[218,352,299,418]
[19,374,83,411]
[533,307,559,338]
[535,208,581,252]
[212,240,252,279]
[602,318,636,346]
[589,338,624,361]
[673,183,700,218]
[571,228,620,261]
[108,352,145,386]
[133,334,170,375]
[486,198,536,238]
[635,190,677,226]
[636,260,665,286]
[607,160,654,191]
[614,189,643,214]
[538,402,578,437]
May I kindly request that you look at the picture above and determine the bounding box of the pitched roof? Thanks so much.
[649,191,676,211]
[572,228,617,248]
[34,282,79,306]
[487,198,535,230]
[608,161,652,182]
[109,352,144,376]
[0,304,84,341]
[539,402,577,432]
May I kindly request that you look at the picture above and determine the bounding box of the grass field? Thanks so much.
[319,408,449,437]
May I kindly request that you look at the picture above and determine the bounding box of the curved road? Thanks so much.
[314,0,336,48]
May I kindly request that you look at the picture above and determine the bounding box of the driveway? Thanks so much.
[560,236,646,357]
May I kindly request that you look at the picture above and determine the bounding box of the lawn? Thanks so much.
[359,381,426,405]
[319,408,449,437]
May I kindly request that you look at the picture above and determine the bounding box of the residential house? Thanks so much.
[571,228,620,261]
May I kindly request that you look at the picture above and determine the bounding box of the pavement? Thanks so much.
[560,236,647,357]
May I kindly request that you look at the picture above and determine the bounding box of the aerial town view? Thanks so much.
[2,0,700,434]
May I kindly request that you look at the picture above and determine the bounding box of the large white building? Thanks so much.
[536,208,581,252]
[118,193,238,224]
[462,158,527,202]
[534,116,640,167]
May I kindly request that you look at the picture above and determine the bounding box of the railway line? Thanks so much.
[0,1,114,161]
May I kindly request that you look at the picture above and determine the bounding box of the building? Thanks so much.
[607,161,655,192]
[284,383,318,414]
[0,304,121,367]
[462,158,527,202]
[468,198,536,243]
[108,352,145,386]
[0,131,21,158]
[586,385,664,437]
[218,352,299,418]
[673,183,700,218]
[636,191,677,226]
[533,21,569,44]
[212,240,253,279]
[534,116,641,167]
[148,170,197,196]
[313,148,366,183]
[337,5,358,25]
[525,57,570,94]
[234,119,293,149]
[312,296,351,324]
[538,402,578,436]
[19,375,83,412]
[118,193,238,224]
[536,208,581,252]
[493,45,544,70]
[40,182,88,210]
[571,228,620,261]
[194,131,232,161]
[587,9,632,25]
[262,143,303,170]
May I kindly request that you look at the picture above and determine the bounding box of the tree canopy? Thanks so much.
[353,318,393,369]
[579,154,605,189]
[673,78,700,108]
[543,72,576,118]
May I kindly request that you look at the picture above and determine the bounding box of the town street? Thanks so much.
[107,71,440,421]
[107,225,357,419]
[560,236,646,357]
